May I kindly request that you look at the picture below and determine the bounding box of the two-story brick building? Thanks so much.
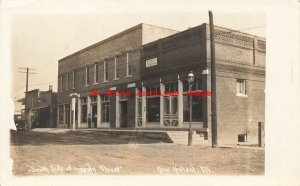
[57,23,178,129]
[140,24,265,145]
[57,23,265,145]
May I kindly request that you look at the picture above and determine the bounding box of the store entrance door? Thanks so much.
[120,101,127,128]
[91,104,97,128]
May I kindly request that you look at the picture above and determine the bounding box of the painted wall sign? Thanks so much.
[127,83,136,88]
[146,58,157,68]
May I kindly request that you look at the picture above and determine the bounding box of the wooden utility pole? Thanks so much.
[209,10,218,148]
[18,67,36,129]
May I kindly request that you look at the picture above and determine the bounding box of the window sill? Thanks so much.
[236,93,248,97]
[125,75,132,78]
[113,78,120,81]
[103,81,108,84]
[93,82,99,85]
[84,85,89,87]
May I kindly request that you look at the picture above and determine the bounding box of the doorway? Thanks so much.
[120,101,127,128]
[91,104,98,128]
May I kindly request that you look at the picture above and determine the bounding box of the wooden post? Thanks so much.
[258,122,265,147]
[209,10,218,148]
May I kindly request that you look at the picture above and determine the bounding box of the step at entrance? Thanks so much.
[167,131,209,146]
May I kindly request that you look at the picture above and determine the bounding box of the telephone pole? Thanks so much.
[209,10,218,148]
[18,67,36,129]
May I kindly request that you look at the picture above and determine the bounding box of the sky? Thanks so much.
[10,1,266,102]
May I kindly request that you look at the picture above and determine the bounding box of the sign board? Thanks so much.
[146,58,157,68]
[127,83,136,88]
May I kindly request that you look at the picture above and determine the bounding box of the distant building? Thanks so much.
[23,85,57,128]
[57,23,265,145]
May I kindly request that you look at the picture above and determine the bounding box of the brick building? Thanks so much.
[57,23,265,145]
[57,23,178,128]
[23,86,57,128]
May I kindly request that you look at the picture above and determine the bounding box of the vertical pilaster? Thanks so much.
[142,86,146,126]
[87,96,91,116]
[160,83,165,127]
[97,95,101,127]
[115,95,120,128]
[178,79,183,127]
[206,70,212,143]
[69,103,72,128]
[77,98,81,128]
[135,88,138,128]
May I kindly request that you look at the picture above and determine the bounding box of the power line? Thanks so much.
[18,67,37,129]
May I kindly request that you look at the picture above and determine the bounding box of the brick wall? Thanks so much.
[206,24,266,145]
[141,24,207,80]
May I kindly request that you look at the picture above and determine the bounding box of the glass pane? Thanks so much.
[81,105,87,122]
[65,105,70,125]
[163,97,170,116]
[183,96,189,122]
[59,105,64,124]
[171,97,178,115]
[192,97,203,122]
[101,102,110,122]
[183,95,203,122]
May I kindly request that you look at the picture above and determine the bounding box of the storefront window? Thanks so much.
[101,95,110,123]
[163,97,170,116]
[65,104,70,127]
[163,82,178,126]
[183,96,203,122]
[183,78,204,122]
[171,97,178,115]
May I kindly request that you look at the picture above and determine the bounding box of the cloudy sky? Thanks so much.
[9,0,265,101]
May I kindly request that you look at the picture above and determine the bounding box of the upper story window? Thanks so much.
[66,73,69,90]
[60,75,64,92]
[72,71,76,89]
[236,79,247,96]
[114,57,119,79]
[126,52,132,77]
[104,60,108,82]
[94,63,99,84]
[85,66,89,86]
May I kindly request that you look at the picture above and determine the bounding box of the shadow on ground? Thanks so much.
[10,130,171,146]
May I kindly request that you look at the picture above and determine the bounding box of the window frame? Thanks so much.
[72,71,75,89]
[114,56,119,80]
[94,63,99,84]
[85,66,90,86]
[66,73,69,90]
[104,60,108,82]
[236,79,247,96]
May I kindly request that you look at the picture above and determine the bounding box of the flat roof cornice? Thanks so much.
[58,23,144,63]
